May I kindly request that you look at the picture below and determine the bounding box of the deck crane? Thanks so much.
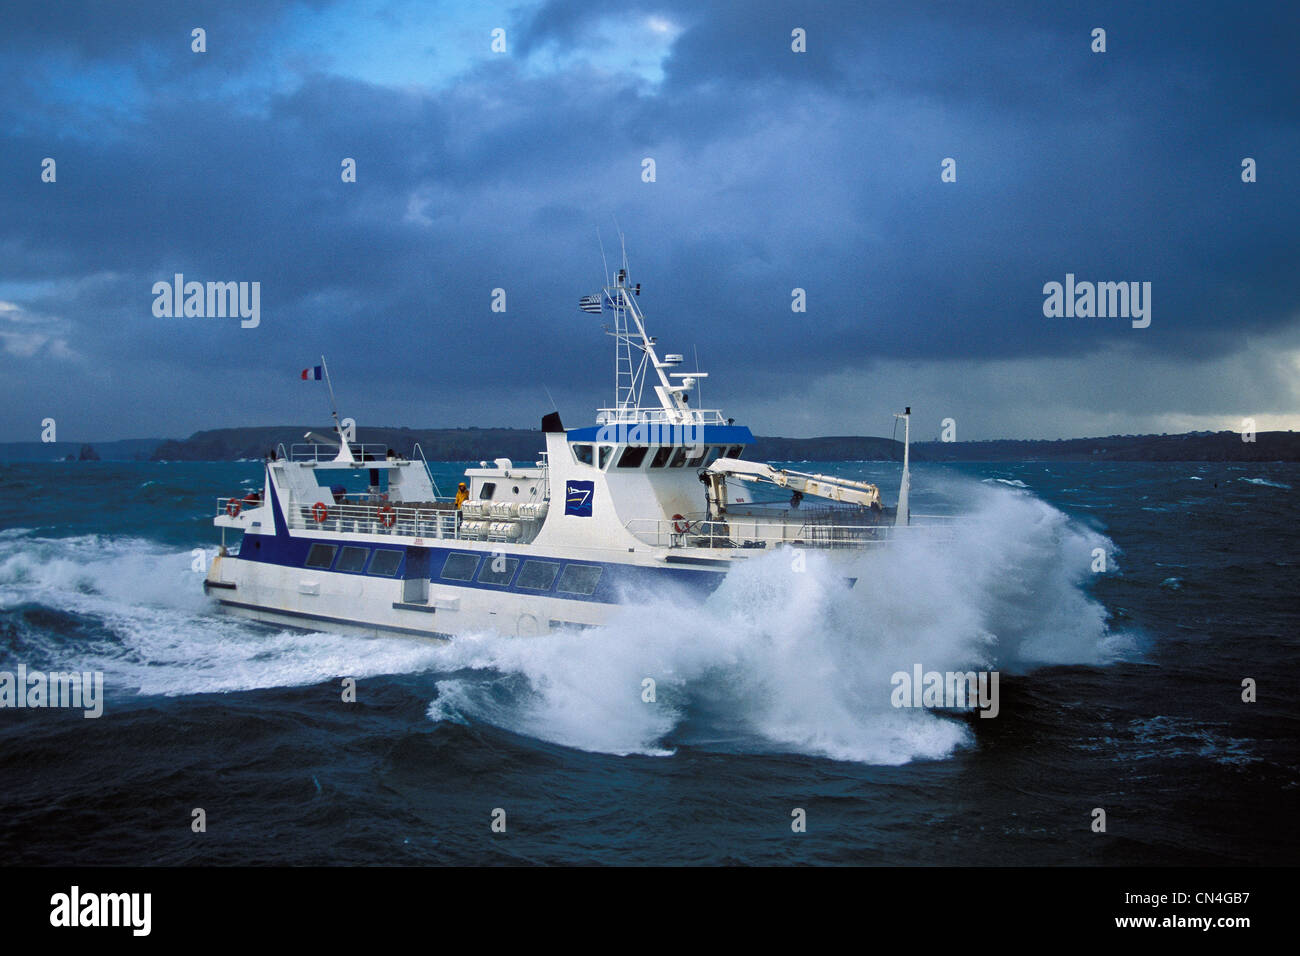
[701,407,913,527]
[701,457,883,517]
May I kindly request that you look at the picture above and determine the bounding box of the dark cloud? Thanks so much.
[0,0,1296,441]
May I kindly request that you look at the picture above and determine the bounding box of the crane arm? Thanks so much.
[705,457,881,508]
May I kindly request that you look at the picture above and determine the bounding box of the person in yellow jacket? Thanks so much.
[454,482,469,508]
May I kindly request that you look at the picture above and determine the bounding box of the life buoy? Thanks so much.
[312,501,329,523]
[378,504,396,528]
[672,513,689,534]
[226,498,241,517]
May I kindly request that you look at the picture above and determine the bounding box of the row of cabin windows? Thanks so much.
[304,545,603,596]
[305,543,402,576]
[440,552,602,595]
[572,443,744,471]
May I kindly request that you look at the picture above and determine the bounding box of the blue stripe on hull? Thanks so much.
[237,481,726,606]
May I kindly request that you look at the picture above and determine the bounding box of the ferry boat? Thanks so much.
[204,254,923,640]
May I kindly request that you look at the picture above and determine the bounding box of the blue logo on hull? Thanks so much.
[565,480,594,517]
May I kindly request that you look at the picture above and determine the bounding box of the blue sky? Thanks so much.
[1,0,1297,441]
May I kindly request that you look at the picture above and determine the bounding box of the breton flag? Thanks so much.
[604,289,625,311]
[578,294,602,314]
[301,366,323,380]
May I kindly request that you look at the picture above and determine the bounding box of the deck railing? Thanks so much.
[289,500,458,538]
[217,497,459,540]
[595,407,728,425]
[625,513,959,549]
[287,443,392,463]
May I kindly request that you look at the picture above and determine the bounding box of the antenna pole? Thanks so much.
[597,228,610,290]
[894,406,911,527]
[321,355,340,423]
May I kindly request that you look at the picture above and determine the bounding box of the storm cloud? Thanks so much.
[1,0,1296,441]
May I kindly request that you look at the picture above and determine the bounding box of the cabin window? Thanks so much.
[305,543,337,570]
[368,549,403,576]
[476,557,520,586]
[478,482,496,500]
[336,546,369,573]
[557,563,602,596]
[598,445,614,469]
[669,447,688,468]
[703,447,723,466]
[441,552,480,581]
[616,446,648,468]
[517,560,561,591]
[573,444,593,465]
[649,447,672,468]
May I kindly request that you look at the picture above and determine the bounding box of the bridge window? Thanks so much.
[703,447,723,466]
[573,444,593,465]
[669,447,688,467]
[305,543,336,569]
[686,446,707,467]
[598,445,614,469]
[726,445,743,458]
[649,447,672,468]
[557,563,602,596]
[477,557,520,586]
[441,552,480,581]
[616,446,648,468]
[336,546,369,573]
[368,549,403,576]
[517,560,561,591]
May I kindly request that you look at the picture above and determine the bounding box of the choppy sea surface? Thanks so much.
[0,459,1295,865]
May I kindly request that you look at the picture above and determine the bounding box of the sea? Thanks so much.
[0,459,1295,866]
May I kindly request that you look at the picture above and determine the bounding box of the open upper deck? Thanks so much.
[283,442,411,467]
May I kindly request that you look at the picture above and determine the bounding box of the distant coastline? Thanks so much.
[2,426,1295,463]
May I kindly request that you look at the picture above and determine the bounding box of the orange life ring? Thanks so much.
[672,513,689,534]
[378,504,396,528]
[312,501,329,523]
[226,498,241,517]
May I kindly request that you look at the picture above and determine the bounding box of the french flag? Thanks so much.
[301,366,322,380]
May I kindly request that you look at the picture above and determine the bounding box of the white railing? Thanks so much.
[288,442,391,463]
[288,500,458,538]
[625,514,890,550]
[218,496,460,539]
[595,407,728,426]
[216,495,264,519]
[626,512,960,550]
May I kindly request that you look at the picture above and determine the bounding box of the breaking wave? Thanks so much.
[424,479,1130,764]
[0,480,1130,765]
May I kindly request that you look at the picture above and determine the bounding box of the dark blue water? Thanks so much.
[0,459,1295,864]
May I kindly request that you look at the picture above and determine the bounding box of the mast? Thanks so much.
[894,406,911,526]
[321,355,354,464]
[586,239,721,430]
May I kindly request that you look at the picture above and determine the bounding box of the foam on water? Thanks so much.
[1240,477,1290,490]
[0,481,1131,765]
[0,533,447,696]
[424,480,1130,764]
